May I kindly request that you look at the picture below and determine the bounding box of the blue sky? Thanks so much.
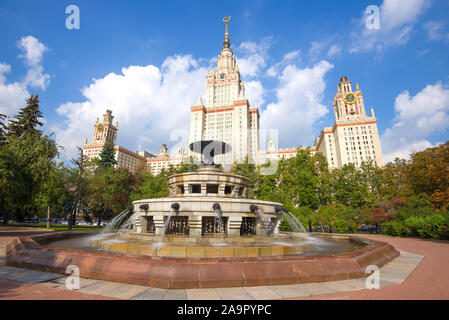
[1,0,449,162]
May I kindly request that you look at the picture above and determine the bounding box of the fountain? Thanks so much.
[6,140,400,289]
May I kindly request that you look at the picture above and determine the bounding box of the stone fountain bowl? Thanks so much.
[92,232,317,258]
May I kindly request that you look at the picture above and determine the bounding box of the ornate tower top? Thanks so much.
[222,16,231,49]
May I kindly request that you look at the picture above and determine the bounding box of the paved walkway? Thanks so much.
[1,227,447,300]
[0,250,421,300]
[294,234,449,300]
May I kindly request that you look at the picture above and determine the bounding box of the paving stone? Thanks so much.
[39,282,68,289]
[383,262,418,272]
[10,271,64,284]
[52,276,100,289]
[186,289,222,300]
[294,283,340,296]
[78,280,124,295]
[244,286,282,300]
[130,287,167,300]
[216,287,254,300]
[380,267,413,277]
[271,286,312,298]
[325,279,368,292]
[0,269,63,283]
[103,284,149,299]
[0,266,29,276]
[162,289,188,300]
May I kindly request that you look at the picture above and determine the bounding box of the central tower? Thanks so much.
[189,17,260,170]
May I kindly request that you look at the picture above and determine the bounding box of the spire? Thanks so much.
[222,16,231,48]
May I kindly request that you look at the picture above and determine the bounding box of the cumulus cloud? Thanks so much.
[17,36,50,89]
[266,50,301,77]
[236,36,273,78]
[17,36,48,66]
[53,55,206,160]
[0,63,30,116]
[260,60,334,148]
[0,36,50,116]
[381,82,449,162]
[245,80,265,108]
[350,0,431,53]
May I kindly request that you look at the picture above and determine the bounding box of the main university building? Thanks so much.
[83,18,384,174]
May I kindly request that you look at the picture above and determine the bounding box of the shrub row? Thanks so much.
[382,214,449,239]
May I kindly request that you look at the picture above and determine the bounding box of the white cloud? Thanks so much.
[53,55,206,160]
[350,0,431,53]
[260,60,334,148]
[266,50,301,77]
[17,36,50,89]
[423,21,449,42]
[17,36,48,67]
[327,44,341,57]
[382,82,449,162]
[0,63,30,117]
[0,36,50,116]
[236,36,273,78]
[245,80,265,108]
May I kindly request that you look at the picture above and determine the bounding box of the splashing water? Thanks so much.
[282,210,306,233]
[103,209,131,232]
[120,212,137,230]
[213,205,225,235]
[254,208,272,235]
[164,207,176,233]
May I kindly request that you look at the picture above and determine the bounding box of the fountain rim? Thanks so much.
[167,170,250,183]
[131,197,283,206]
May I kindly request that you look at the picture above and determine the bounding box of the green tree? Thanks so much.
[35,163,68,228]
[0,113,7,145]
[87,167,134,226]
[332,163,369,208]
[129,170,169,202]
[231,156,261,199]
[7,95,43,138]
[97,141,117,169]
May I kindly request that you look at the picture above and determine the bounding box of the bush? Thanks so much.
[382,221,409,236]
[404,216,425,237]
[405,214,449,239]
[421,215,447,238]
[334,219,349,233]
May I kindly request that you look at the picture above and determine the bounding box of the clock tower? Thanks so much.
[189,17,260,169]
[333,76,368,122]
[91,109,118,146]
[205,16,245,108]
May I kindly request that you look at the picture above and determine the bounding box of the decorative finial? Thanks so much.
[223,16,231,48]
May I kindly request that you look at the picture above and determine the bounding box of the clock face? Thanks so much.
[344,92,356,104]
[97,124,104,132]
[220,73,226,80]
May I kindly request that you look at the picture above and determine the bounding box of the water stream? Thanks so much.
[164,207,176,233]
[103,208,131,232]
[281,209,306,233]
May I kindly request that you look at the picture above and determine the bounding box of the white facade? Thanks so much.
[83,111,187,175]
[312,77,384,169]
[83,22,384,173]
[189,20,259,171]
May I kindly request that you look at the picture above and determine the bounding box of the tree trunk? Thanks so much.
[2,210,8,225]
[97,210,102,227]
[46,205,51,228]
[68,208,74,231]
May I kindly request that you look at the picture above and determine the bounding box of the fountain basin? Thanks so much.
[92,232,317,258]
[5,231,400,289]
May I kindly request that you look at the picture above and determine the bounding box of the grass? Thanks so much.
[1,223,103,231]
